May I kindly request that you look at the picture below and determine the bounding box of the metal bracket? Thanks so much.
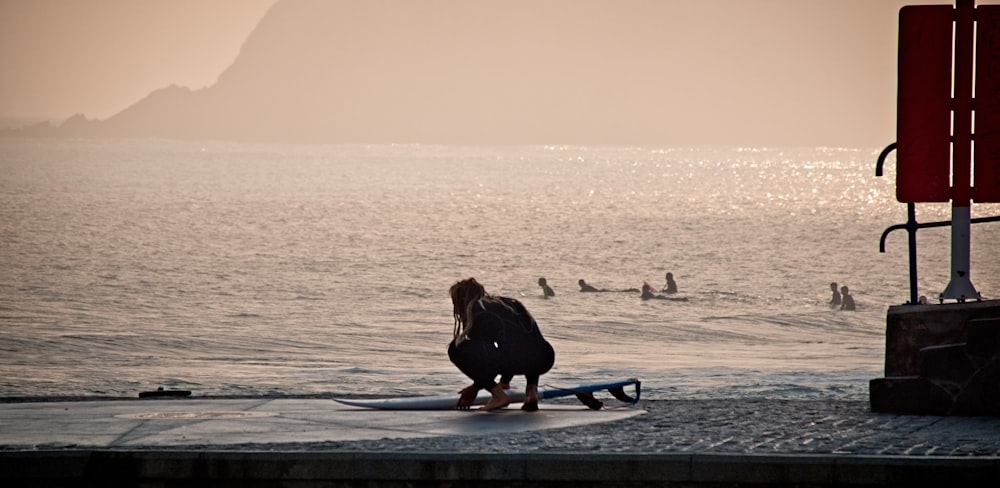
[876,142,1000,304]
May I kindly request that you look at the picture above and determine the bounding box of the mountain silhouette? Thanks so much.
[4,0,885,146]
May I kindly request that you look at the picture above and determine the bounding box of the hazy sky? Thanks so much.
[2,0,995,147]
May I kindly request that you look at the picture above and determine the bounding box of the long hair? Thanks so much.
[450,278,487,345]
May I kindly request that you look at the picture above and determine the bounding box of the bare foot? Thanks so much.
[521,385,539,412]
[480,385,511,411]
[455,384,480,410]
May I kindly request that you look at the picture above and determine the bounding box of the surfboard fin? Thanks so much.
[574,392,604,410]
[608,380,641,404]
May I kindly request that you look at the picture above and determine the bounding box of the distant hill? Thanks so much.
[2,0,895,146]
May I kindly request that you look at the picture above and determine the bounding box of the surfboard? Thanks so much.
[333,378,640,410]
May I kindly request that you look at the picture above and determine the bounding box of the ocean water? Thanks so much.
[1,139,998,401]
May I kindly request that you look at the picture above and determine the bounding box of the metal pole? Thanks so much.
[941,0,979,302]
[906,203,919,305]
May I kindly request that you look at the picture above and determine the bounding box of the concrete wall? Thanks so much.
[3,451,1000,487]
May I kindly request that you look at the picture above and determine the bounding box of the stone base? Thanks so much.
[883,300,1000,376]
[870,302,1000,416]
[869,376,951,415]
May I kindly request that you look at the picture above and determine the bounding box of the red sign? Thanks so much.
[975,5,1000,202]
[896,5,954,203]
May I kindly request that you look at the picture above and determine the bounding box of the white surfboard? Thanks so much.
[333,379,640,410]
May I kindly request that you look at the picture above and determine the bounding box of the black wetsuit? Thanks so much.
[448,297,555,391]
[665,279,678,294]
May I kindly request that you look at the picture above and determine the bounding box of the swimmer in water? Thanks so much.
[538,277,555,298]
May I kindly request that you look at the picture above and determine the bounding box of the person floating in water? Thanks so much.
[447,278,555,411]
[663,272,678,294]
[641,282,667,300]
[840,285,856,311]
[829,282,842,307]
[538,277,555,298]
[641,282,689,301]
[579,279,639,293]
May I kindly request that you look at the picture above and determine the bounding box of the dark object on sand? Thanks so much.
[139,387,192,398]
